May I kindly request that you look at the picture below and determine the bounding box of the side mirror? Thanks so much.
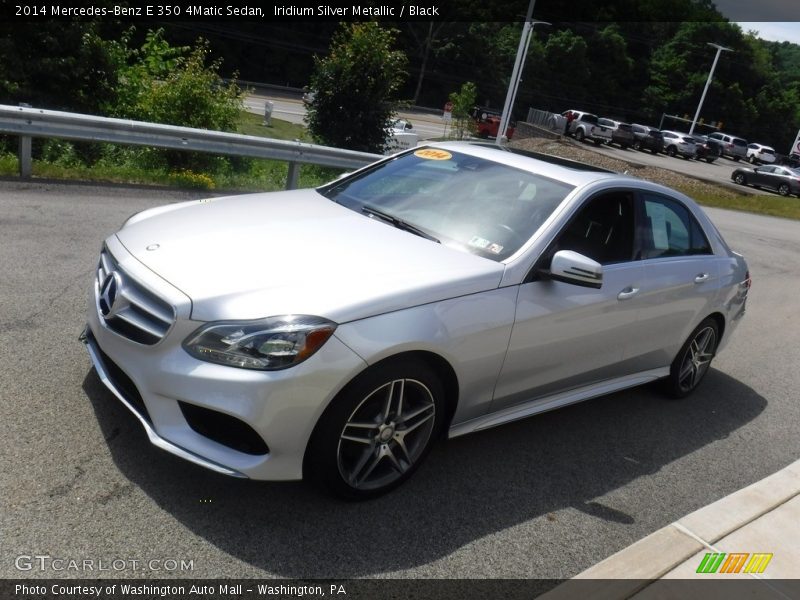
[547,250,603,288]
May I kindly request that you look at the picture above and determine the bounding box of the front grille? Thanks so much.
[96,247,175,345]
[178,401,270,455]
[90,332,152,424]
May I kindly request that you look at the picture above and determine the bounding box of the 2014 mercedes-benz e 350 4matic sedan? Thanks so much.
[82,143,750,499]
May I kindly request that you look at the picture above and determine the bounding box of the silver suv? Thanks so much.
[661,130,697,159]
[563,110,611,145]
[708,132,748,161]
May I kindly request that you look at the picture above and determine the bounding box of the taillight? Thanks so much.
[743,270,751,290]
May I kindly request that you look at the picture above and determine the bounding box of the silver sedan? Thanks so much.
[82,142,750,498]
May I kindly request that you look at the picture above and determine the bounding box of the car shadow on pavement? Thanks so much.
[83,368,765,578]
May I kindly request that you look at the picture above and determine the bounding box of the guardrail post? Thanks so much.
[286,161,299,190]
[17,102,32,178]
[18,135,32,178]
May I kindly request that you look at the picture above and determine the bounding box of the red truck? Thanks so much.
[471,106,515,140]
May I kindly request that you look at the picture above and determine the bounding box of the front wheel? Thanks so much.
[305,359,444,499]
[634,141,642,151]
[664,318,719,399]
[733,156,740,162]
[749,155,757,164]
[576,129,585,142]
[733,173,746,185]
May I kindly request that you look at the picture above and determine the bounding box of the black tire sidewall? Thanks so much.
[305,358,445,500]
[664,318,719,399]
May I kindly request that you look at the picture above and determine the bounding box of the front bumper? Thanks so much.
[83,240,367,481]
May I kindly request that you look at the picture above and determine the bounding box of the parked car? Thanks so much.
[661,130,697,159]
[691,135,721,163]
[563,110,611,145]
[302,88,316,106]
[746,143,776,165]
[783,153,800,168]
[599,118,635,149]
[471,106,514,140]
[631,124,664,154]
[82,142,750,499]
[708,132,748,161]
[732,164,800,196]
[385,119,419,155]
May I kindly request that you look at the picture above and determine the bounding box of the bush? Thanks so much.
[306,23,408,153]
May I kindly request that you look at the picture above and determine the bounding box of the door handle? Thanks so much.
[617,287,640,301]
[694,273,710,284]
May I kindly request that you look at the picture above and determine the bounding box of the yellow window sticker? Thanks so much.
[414,148,452,160]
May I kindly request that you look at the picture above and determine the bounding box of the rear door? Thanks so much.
[624,192,721,371]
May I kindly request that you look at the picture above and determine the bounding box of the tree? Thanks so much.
[306,23,408,153]
[448,81,477,139]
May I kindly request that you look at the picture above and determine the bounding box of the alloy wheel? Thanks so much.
[677,326,716,394]
[337,378,436,491]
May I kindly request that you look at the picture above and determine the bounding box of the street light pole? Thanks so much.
[495,0,535,144]
[689,43,732,135]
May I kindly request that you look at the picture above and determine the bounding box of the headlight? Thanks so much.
[183,315,337,371]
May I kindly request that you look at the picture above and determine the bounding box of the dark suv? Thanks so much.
[631,124,664,154]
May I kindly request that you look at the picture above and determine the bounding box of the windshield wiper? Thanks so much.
[361,205,440,243]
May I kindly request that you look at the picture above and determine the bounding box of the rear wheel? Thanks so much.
[749,155,757,164]
[779,183,790,196]
[733,156,740,162]
[667,146,677,157]
[305,359,444,500]
[576,129,585,142]
[664,318,719,399]
[634,141,642,151]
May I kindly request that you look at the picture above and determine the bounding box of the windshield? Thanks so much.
[319,148,574,261]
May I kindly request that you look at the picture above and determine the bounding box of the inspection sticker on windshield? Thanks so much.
[415,148,452,160]
[469,236,503,254]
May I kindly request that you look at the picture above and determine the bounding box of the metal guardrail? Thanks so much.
[0,104,382,189]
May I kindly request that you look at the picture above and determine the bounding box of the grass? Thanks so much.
[671,181,800,221]
[237,110,311,142]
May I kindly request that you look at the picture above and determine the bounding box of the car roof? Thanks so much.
[424,141,623,187]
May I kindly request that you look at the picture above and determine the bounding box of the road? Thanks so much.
[575,138,775,195]
[245,92,449,140]
[1,180,798,582]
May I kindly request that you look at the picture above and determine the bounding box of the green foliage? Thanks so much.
[448,82,477,139]
[0,21,119,114]
[306,23,408,153]
[110,29,244,171]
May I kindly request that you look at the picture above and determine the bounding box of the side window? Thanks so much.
[551,192,635,265]
[639,194,711,259]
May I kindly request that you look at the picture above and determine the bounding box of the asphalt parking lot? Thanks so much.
[1,179,799,581]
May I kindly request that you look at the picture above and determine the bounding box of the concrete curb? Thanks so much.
[541,458,800,600]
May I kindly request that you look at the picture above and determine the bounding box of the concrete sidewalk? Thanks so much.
[543,458,800,599]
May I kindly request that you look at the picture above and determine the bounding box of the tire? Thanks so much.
[576,129,585,142]
[733,172,746,185]
[634,141,642,151]
[667,146,677,157]
[651,148,659,154]
[621,144,629,150]
[778,183,790,196]
[305,358,445,500]
[593,139,602,146]
[749,155,757,164]
[733,156,740,162]
[663,318,719,399]
[705,158,716,163]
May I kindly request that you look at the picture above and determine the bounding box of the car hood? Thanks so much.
[115,190,505,323]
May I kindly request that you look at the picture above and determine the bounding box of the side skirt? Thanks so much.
[448,367,669,438]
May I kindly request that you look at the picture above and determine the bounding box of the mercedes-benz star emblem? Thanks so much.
[98,271,123,318]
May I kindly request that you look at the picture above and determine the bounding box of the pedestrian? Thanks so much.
[564,111,575,136]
